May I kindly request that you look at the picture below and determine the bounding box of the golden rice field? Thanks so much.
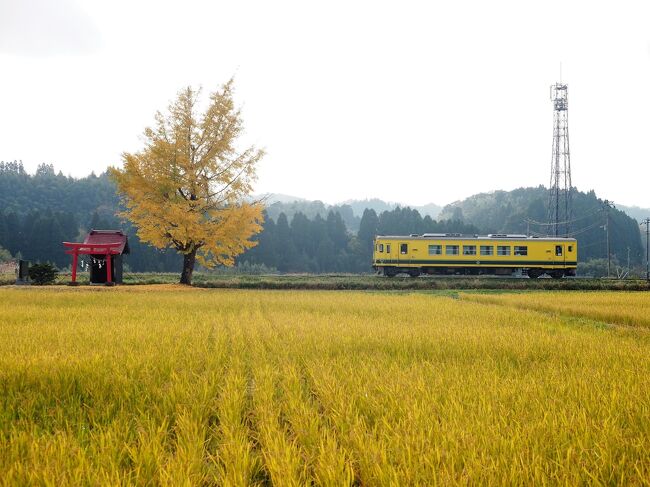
[462,290,650,328]
[1,286,649,485]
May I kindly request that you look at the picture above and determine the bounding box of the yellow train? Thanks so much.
[373,234,577,278]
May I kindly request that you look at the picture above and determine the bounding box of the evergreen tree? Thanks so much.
[89,210,111,230]
[316,236,336,272]
[240,211,278,269]
[275,213,295,272]
[358,209,379,247]
[0,213,7,254]
[326,211,349,251]
[290,212,313,255]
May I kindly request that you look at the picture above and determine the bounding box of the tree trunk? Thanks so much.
[179,248,197,285]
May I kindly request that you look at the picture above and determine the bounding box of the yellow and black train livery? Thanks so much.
[373,234,577,278]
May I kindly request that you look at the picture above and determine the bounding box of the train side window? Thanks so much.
[386,244,391,253]
[463,245,476,255]
[480,245,493,256]
[428,244,442,255]
[446,245,459,255]
[378,243,384,253]
[497,245,511,256]
[555,245,562,256]
[514,246,528,256]
[400,243,408,254]
[568,245,573,252]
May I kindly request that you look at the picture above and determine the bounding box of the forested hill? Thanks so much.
[0,162,644,273]
[0,161,117,222]
[0,161,181,272]
[0,162,474,273]
[439,186,644,263]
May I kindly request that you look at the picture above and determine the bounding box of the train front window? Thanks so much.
[386,244,391,253]
[463,245,476,255]
[400,243,408,254]
[480,245,493,256]
[497,246,511,256]
[378,243,384,253]
[555,245,563,256]
[446,245,459,255]
[428,244,442,255]
[514,246,528,256]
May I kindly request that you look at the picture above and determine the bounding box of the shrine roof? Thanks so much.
[83,230,130,255]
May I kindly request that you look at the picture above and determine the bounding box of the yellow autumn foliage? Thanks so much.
[110,80,264,283]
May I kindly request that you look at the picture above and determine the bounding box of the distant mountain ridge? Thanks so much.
[259,194,442,219]
[260,193,648,225]
[616,204,650,222]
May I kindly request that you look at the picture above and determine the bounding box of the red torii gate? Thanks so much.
[63,242,123,284]
[63,230,129,285]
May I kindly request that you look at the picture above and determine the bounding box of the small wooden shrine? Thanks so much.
[63,230,130,285]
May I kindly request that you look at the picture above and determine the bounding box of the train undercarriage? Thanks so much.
[375,266,575,279]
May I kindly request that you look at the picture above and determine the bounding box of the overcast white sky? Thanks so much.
[1,0,649,207]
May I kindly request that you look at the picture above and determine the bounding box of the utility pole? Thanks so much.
[642,218,650,281]
[602,200,614,278]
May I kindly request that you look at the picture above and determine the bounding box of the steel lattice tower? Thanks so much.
[548,83,572,237]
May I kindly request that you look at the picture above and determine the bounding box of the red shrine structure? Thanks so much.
[63,230,130,285]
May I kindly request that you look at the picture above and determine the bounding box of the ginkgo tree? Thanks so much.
[110,80,264,285]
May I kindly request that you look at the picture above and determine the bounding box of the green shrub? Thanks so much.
[0,246,12,262]
[28,263,58,285]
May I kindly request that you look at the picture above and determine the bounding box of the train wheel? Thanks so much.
[384,268,397,278]
[527,269,543,279]
[408,269,420,278]
[550,270,564,279]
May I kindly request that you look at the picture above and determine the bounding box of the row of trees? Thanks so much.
[0,204,476,274]
[0,162,185,272]
[0,209,182,272]
[3,159,644,275]
[239,207,478,273]
[1,158,646,276]
[0,210,78,268]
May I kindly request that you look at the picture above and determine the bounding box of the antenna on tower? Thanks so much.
[548,80,572,237]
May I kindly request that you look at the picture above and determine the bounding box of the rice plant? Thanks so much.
[1,286,649,484]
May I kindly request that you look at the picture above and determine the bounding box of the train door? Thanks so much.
[385,241,393,263]
[397,242,408,264]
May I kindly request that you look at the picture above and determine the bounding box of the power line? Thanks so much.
[565,221,607,237]
[526,206,601,227]
[526,220,604,238]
